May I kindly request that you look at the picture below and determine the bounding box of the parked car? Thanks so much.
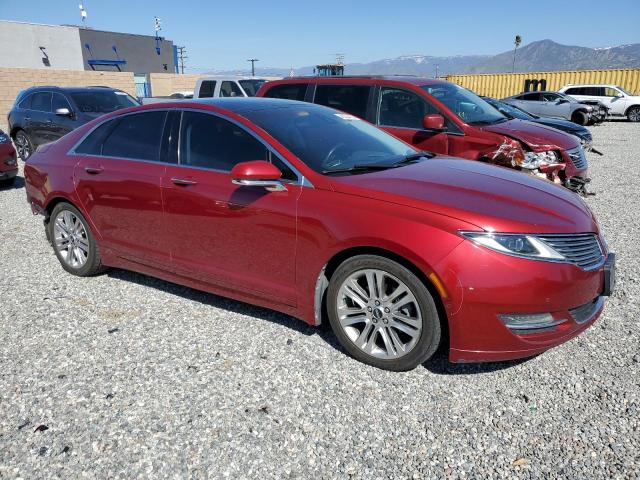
[194,76,268,99]
[24,98,615,371]
[140,91,194,105]
[482,96,595,151]
[258,77,590,194]
[501,91,594,125]
[0,129,18,186]
[558,84,640,122]
[8,86,140,161]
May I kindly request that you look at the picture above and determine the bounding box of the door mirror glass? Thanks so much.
[230,160,286,191]
[422,114,445,131]
[55,107,72,116]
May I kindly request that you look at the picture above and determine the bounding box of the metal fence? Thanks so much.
[444,69,640,99]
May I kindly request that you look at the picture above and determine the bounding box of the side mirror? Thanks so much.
[615,93,624,98]
[231,160,286,192]
[55,107,72,117]
[422,114,445,131]
[557,99,568,104]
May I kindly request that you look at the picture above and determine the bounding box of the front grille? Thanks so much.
[567,146,588,169]
[536,233,604,270]
[570,296,604,324]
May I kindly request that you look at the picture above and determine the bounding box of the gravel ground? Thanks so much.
[1,122,639,479]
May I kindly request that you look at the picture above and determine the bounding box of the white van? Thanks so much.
[193,77,268,99]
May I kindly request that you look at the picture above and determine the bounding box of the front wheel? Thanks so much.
[326,255,441,371]
[627,106,640,122]
[571,111,588,126]
[48,202,106,276]
[14,130,33,161]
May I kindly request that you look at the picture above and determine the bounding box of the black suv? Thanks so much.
[8,86,140,160]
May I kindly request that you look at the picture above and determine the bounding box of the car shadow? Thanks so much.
[0,175,24,190]
[422,348,535,375]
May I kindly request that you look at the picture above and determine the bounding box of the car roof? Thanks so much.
[267,75,448,87]
[197,76,268,82]
[562,84,619,88]
[184,97,316,113]
[23,85,127,94]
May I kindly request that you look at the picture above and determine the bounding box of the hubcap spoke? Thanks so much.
[53,210,89,269]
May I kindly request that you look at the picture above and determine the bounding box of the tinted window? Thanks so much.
[519,92,542,101]
[75,120,118,155]
[220,81,244,97]
[604,87,619,97]
[198,80,217,98]
[565,88,580,95]
[52,93,71,112]
[242,103,415,175]
[423,84,505,125]
[314,85,370,119]
[179,111,267,171]
[18,94,33,110]
[378,87,438,129]
[69,90,139,113]
[541,92,561,102]
[31,92,52,112]
[263,83,307,101]
[238,79,266,97]
[102,111,167,161]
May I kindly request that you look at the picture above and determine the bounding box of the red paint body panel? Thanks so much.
[0,138,18,178]
[23,100,608,364]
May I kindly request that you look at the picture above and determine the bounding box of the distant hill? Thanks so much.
[207,40,640,77]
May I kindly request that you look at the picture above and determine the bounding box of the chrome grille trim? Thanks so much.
[570,296,604,324]
[567,146,588,169]
[536,233,604,270]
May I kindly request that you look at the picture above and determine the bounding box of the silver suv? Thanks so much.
[502,91,593,125]
[559,84,640,122]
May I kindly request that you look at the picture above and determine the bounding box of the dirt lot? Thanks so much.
[0,122,638,479]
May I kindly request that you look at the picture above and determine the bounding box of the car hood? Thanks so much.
[531,117,589,135]
[331,157,597,234]
[482,119,580,151]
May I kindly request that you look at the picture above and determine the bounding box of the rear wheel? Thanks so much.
[627,106,640,122]
[48,202,106,277]
[571,111,588,126]
[14,130,33,161]
[326,255,441,371]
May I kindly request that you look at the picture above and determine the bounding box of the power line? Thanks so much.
[247,58,259,76]
[176,46,188,74]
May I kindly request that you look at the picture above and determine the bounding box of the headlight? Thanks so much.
[0,133,9,143]
[586,106,593,112]
[460,232,565,261]
[522,150,560,169]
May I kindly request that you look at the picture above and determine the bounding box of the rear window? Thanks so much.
[238,79,266,97]
[101,111,167,161]
[314,85,370,119]
[198,80,217,98]
[263,83,307,101]
[69,90,139,113]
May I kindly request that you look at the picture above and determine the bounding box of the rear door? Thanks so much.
[73,110,171,266]
[512,92,544,115]
[161,110,300,304]
[313,84,373,121]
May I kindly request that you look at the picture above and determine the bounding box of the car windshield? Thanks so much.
[422,84,506,125]
[485,98,536,120]
[70,90,140,113]
[239,80,266,97]
[242,104,417,175]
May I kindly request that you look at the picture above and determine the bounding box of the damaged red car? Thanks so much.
[24,99,614,371]
[0,129,18,186]
[258,77,590,195]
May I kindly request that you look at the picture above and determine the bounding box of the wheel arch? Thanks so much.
[313,246,449,345]
[625,104,640,115]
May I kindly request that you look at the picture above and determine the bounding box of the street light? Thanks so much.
[512,35,522,73]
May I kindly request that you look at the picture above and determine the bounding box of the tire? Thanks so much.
[627,106,640,122]
[14,130,34,161]
[326,255,441,371]
[0,176,16,187]
[48,202,106,277]
[571,111,588,126]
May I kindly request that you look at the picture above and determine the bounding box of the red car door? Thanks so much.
[161,110,299,305]
[73,110,170,266]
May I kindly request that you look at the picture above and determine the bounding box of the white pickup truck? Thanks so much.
[194,76,267,98]
[558,84,640,122]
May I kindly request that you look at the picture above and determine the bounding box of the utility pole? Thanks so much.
[435,64,439,79]
[512,35,522,73]
[247,58,259,76]
[176,46,188,74]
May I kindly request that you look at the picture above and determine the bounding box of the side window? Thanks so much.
[52,93,71,112]
[541,92,560,102]
[18,94,33,110]
[179,111,267,171]
[378,87,438,129]
[604,87,619,97]
[263,83,307,101]
[31,92,52,112]
[198,80,217,98]
[220,81,244,97]
[565,88,579,95]
[75,120,118,155]
[520,93,541,101]
[314,85,370,119]
[102,111,167,161]
[268,152,297,182]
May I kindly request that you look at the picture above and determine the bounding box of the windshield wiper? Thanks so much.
[392,150,434,166]
[322,164,398,175]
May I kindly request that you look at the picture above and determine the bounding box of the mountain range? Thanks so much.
[209,40,640,77]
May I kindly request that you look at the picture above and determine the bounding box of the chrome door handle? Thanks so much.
[85,166,104,174]
[171,177,197,186]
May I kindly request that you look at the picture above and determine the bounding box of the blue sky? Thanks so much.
[1,0,639,71]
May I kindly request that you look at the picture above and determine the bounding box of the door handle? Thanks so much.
[84,166,104,174]
[171,177,197,186]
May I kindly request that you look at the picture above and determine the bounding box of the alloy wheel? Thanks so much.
[53,210,90,269]
[15,132,31,160]
[629,108,640,122]
[336,268,423,359]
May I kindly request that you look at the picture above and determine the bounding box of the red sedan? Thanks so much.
[0,130,18,186]
[24,99,615,371]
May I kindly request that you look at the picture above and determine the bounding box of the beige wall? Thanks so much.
[149,73,205,97]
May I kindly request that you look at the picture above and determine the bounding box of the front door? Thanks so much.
[50,93,76,141]
[161,110,299,304]
[73,110,170,266]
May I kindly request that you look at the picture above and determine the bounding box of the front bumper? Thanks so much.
[434,239,611,363]
[0,168,18,180]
